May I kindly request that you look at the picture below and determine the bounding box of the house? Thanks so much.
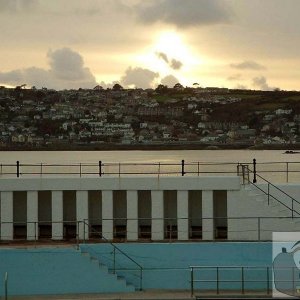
[140,123,148,129]
[188,103,197,110]
[275,109,292,115]
[200,135,219,142]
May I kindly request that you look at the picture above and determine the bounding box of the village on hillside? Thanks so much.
[0,84,300,150]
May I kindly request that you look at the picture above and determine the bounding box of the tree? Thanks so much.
[112,83,123,91]
[155,84,168,94]
[173,83,184,90]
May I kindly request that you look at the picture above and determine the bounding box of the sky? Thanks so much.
[0,0,299,91]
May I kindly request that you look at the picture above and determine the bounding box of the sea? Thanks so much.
[0,149,299,183]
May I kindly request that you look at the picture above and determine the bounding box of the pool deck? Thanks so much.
[3,291,193,300]
[3,291,278,300]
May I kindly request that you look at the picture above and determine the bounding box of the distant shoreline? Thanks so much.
[0,143,300,151]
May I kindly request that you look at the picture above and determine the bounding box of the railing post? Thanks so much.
[113,247,116,274]
[267,184,270,205]
[158,162,160,178]
[266,266,270,295]
[216,267,219,294]
[191,267,194,297]
[76,221,79,249]
[40,163,42,177]
[16,161,20,178]
[286,162,289,183]
[99,161,102,177]
[4,272,8,300]
[79,163,82,178]
[34,221,37,247]
[253,159,257,183]
[258,217,261,241]
[181,160,185,176]
[83,220,86,243]
[241,267,245,294]
[140,268,143,291]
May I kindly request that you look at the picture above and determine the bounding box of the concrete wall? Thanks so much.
[0,176,240,191]
[2,176,300,242]
[0,176,239,241]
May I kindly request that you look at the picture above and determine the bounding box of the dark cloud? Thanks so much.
[156,52,169,64]
[161,75,179,87]
[170,59,182,70]
[156,52,183,70]
[252,76,278,91]
[230,60,266,70]
[0,0,38,13]
[121,67,159,88]
[0,48,97,89]
[134,0,232,28]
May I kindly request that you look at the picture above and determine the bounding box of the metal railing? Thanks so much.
[190,266,271,296]
[0,160,240,178]
[82,220,143,291]
[2,217,300,243]
[243,162,300,218]
[1,160,300,181]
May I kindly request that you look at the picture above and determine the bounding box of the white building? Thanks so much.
[1,174,299,242]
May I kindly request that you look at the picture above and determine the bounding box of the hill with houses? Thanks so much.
[0,84,300,150]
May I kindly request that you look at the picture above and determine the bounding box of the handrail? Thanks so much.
[246,165,300,218]
[190,265,271,296]
[82,220,143,291]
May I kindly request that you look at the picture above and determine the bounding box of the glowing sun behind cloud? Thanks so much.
[155,31,191,63]
[136,31,202,85]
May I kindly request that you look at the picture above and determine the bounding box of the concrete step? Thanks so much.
[79,247,136,292]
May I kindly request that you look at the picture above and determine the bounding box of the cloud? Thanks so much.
[161,75,179,87]
[0,0,38,13]
[96,80,121,89]
[235,84,248,90]
[227,74,243,81]
[156,52,183,70]
[0,48,97,89]
[121,67,159,89]
[252,76,278,91]
[47,48,93,81]
[134,0,232,28]
[230,60,266,70]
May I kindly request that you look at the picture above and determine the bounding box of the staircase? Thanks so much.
[78,245,137,292]
[241,184,300,240]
